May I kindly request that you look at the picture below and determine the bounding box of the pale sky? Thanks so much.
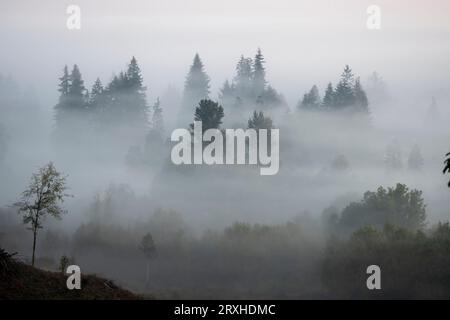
[1,0,450,107]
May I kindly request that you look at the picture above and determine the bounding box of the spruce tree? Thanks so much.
[334,65,355,108]
[248,111,273,130]
[68,64,86,103]
[90,78,104,103]
[180,54,210,126]
[54,64,87,138]
[151,97,164,135]
[298,85,321,111]
[190,99,224,133]
[353,77,369,113]
[253,48,266,95]
[127,56,144,91]
[322,82,335,109]
[58,65,70,98]
[234,55,253,99]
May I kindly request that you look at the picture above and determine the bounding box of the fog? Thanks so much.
[1,0,450,299]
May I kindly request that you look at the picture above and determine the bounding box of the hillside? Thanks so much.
[0,248,141,300]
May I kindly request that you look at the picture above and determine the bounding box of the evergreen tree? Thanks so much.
[219,80,236,109]
[151,97,164,135]
[90,78,104,103]
[353,77,369,113]
[180,54,210,126]
[190,99,224,133]
[100,57,149,130]
[248,110,273,130]
[298,85,321,111]
[408,144,424,171]
[322,82,335,109]
[68,64,86,103]
[234,55,253,99]
[253,48,266,95]
[58,65,70,98]
[54,64,87,136]
[127,56,144,90]
[334,65,355,108]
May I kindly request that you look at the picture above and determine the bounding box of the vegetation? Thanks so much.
[298,65,369,113]
[15,163,71,266]
[444,153,450,187]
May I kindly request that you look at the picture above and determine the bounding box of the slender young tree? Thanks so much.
[15,163,71,266]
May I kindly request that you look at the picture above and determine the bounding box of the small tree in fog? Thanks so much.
[15,162,71,267]
[139,233,156,288]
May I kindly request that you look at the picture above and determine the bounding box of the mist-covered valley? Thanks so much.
[1,0,450,299]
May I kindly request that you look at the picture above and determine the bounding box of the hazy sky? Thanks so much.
[1,0,450,107]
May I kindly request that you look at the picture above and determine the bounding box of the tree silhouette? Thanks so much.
[444,153,450,187]
[15,163,71,266]
[139,233,156,288]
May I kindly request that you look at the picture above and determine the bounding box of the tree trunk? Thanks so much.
[31,214,39,267]
[145,260,150,289]
[31,226,37,267]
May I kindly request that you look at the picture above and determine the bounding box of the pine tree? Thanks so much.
[68,64,86,102]
[353,77,369,113]
[151,97,164,135]
[54,64,87,137]
[100,57,149,130]
[90,78,104,103]
[58,65,70,99]
[180,54,210,126]
[248,110,273,130]
[334,65,355,108]
[190,99,224,133]
[322,82,335,109]
[253,48,266,95]
[234,55,253,99]
[127,56,144,91]
[298,85,321,111]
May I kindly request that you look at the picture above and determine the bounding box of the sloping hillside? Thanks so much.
[0,248,141,300]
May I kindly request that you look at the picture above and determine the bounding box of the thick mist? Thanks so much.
[1,0,450,299]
